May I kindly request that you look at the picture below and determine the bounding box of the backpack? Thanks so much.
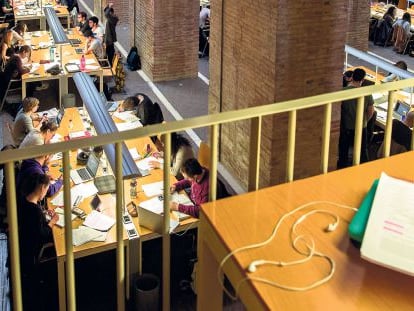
[126,46,141,71]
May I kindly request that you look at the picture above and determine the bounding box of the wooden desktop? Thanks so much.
[48,107,198,310]
[198,152,414,310]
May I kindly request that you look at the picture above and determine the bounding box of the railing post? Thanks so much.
[286,110,297,182]
[321,103,332,173]
[209,124,219,201]
[248,117,262,191]
[162,133,171,311]
[62,150,76,311]
[115,143,125,311]
[382,90,395,158]
[5,162,22,311]
[353,96,365,166]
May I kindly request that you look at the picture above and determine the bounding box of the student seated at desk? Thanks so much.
[149,132,195,180]
[377,111,414,157]
[17,173,58,311]
[121,93,164,144]
[0,29,13,63]
[76,11,90,34]
[170,158,209,218]
[83,29,104,59]
[18,153,63,197]
[19,120,58,148]
[11,21,28,46]
[12,97,48,146]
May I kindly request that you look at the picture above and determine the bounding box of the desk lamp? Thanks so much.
[73,72,142,179]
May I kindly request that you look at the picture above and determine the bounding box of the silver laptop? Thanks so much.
[70,153,100,185]
[137,206,180,234]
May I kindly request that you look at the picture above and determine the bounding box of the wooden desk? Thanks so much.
[198,152,414,310]
[50,107,198,310]
[13,0,70,30]
[22,29,103,106]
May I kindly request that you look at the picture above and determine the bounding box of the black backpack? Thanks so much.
[126,46,141,71]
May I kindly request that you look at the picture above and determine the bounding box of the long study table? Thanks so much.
[48,106,198,310]
[198,152,414,310]
[21,29,103,106]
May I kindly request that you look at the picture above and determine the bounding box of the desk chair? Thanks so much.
[391,24,410,54]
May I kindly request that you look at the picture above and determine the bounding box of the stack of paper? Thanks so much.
[72,226,108,246]
[50,183,98,207]
[83,210,115,231]
[139,196,164,214]
[137,157,161,171]
[361,172,414,276]
[115,120,143,131]
[113,111,139,122]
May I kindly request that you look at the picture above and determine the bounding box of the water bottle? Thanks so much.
[50,47,55,62]
[80,54,86,71]
[130,178,137,199]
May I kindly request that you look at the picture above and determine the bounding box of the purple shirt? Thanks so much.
[18,158,63,197]
[173,168,209,218]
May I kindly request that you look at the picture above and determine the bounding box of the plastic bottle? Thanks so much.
[50,47,55,62]
[130,178,137,199]
[80,54,86,71]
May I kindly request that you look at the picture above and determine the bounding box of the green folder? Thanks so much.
[348,179,379,243]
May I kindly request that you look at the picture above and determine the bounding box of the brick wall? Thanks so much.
[133,0,199,81]
[210,0,347,188]
[346,0,370,50]
[100,0,129,26]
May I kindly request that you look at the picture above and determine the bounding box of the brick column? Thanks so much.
[346,0,370,50]
[132,0,199,81]
[209,0,348,188]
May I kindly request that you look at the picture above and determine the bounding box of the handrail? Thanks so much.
[2,76,414,311]
[1,77,414,164]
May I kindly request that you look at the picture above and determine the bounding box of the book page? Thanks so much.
[361,172,414,276]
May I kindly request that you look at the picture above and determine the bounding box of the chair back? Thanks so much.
[392,24,409,53]
[198,141,210,169]
[111,53,120,75]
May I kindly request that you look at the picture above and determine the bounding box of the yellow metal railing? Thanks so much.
[1,78,414,311]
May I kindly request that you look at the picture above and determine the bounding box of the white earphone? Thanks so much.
[217,201,357,301]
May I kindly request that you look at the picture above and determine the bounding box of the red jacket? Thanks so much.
[173,168,209,218]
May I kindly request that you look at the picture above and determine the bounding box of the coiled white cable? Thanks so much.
[217,200,357,300]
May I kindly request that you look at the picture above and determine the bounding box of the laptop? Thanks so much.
[137,206,179,235]
[393,100,410,120]
[99,92,118,112]
[48,107,65,126]
[70,153,100,185]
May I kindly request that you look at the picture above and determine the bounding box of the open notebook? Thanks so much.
[361,172,414,276]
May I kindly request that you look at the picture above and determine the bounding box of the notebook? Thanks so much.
[361,172,414,276]
[70,153,100,185]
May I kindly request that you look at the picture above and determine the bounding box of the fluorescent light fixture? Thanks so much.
[43,7,70,45]
[73,73,142,179]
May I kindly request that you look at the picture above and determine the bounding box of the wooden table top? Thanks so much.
[50,107,197,259]
[200,152,414,310]
[22,29,102,82]
[13,0,69,18]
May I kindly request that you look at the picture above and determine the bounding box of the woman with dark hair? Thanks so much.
[169,158,209,218]
[383,6,396,27]
[17,173,58,310]
[149,132,195,179]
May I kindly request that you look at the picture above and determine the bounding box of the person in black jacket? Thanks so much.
[17,173,58,310]
[104,3,119,66]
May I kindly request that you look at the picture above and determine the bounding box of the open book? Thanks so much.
[361,172,414,276]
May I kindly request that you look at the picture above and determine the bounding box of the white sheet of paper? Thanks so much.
[142,180,164,197]
[129,147,141,160]
[83,210,116,232]
[72,226,103,246]
[113,111,139,122]
[139,196,164,214]
[115,120,143,131]
[137,156,160,171]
